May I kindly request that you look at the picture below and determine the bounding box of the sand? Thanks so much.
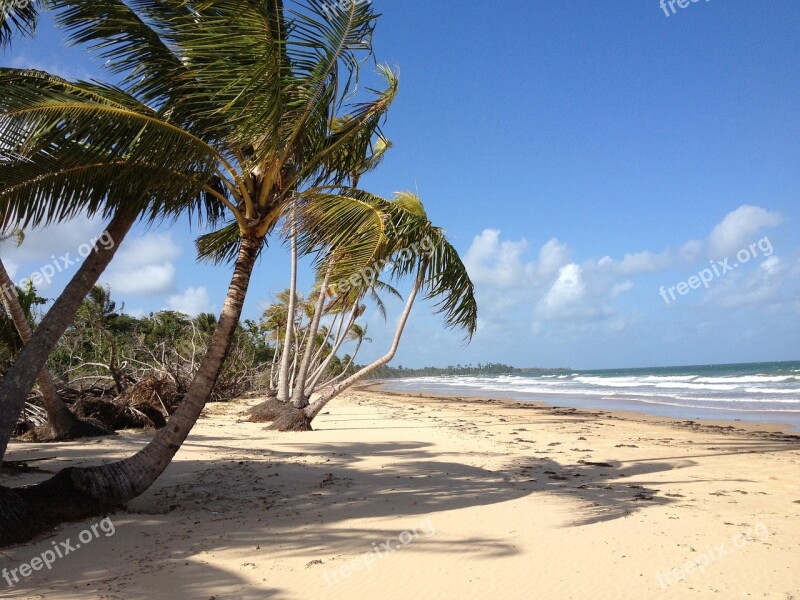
[1,387,799,599]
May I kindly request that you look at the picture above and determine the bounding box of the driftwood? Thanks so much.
[72,373,179,430]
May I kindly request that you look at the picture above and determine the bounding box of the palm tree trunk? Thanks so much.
[268,335,280,392]
[1,234,262,545]
[290,264,331,408]
[306,305,357,392]
[319,336,363,389]
[306,276,420,420]
[0,212,135,459]
[276,213,298,403]
[270,276,421,432]
[306,312,340,375]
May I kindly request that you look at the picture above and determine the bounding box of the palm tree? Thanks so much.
[268,192,478,431]
[0,69,222,458]
[0,0,396,543]
[0,230,109,439]
[78,285,130,394]
[335,323,371,376]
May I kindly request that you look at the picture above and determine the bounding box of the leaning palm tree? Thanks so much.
[0,70,225,458]
[267,192,478,431]
[0,230,110,439]
[0,0,397,544]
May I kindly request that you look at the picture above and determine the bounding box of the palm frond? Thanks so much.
[0,69,223,228]
[0,0,38,48]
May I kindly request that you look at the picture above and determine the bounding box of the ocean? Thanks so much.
[382,360,800,431]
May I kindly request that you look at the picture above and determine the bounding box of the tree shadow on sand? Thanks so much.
[3,434,795,597]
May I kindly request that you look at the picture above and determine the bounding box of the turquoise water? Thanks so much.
[382,361,800,431]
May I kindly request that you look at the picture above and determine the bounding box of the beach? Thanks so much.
[2,387,799,599]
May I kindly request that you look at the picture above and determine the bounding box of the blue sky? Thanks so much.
[2,0,798,369]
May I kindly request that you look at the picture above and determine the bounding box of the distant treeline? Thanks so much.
[365,363,571,379]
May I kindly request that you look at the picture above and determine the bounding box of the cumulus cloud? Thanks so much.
[0,215,110,290]
[536,263,615,322]
[611,280,634,296]
[536,238,571,276]
[463,229,531,288]
[464,230,618,331]
[464,230,572,289]
[167,287,214,316]
[600,250,674,275]
[1,215,106,264]
[702,254,793,309]
[463,203,794,337]
[707,205,782,259]
[104,233,180,296]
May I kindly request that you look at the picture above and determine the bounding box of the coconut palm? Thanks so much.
[0,0,397,544]
[0,70,223,458]
[267,191,478,431]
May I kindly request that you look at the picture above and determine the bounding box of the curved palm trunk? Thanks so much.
[318,335,363,389]
[290,265,331,408]
[1,234,262,545]
[0,212,135,459]
[306,306,357,392]
[276,215,298,403]
[268,334,280,392]
[269,276,420,432]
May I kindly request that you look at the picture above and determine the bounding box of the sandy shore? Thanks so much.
[2,388,799,599]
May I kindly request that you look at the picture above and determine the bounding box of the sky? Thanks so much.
[1,0,798,370]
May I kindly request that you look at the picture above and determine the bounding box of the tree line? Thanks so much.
[366,364,572,378]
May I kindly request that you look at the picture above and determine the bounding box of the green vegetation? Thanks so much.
[366,364,571,379]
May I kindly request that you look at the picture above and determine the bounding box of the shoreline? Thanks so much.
[3,388,799,598]
[368,380,800,435]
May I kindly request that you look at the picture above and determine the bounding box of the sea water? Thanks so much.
[382,361,800,431]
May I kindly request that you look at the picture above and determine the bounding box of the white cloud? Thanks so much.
[465,230,618,331]
[2,258,19,281]
[602,249,674,275]
[0,215,109,290]
[104,233,180,296]
[680,239,704,262]
[611,280,634,296]
[110,233,180,270]
[1,215,106,264]
[536,264,586,319]
[707,205,782,259]
[607,318,626,333]
[535,263,614,322]
[167,287,214,316]
[462,203,796,341]
[536,238,571,276]
[703,254,793,309]
[109,263,177,296]
[463,229,530,288]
